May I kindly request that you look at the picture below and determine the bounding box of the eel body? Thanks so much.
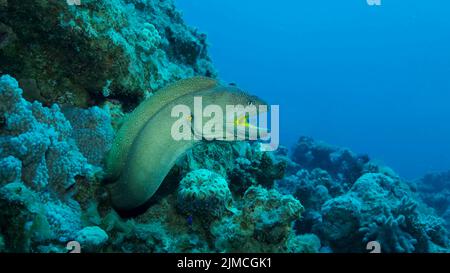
[106,79,266,211]
[104,77,218,182]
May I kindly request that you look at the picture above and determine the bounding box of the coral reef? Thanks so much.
[291,136,369,185]
[277,137,450,253]
[0,0,215,106]
[0,0,449,254]
[416,171,450,216]
[181,142,286,195]
[1,73,449,253]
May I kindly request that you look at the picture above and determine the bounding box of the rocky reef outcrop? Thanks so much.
[277,137,450,253]
[0,0,215,107]
[414,171,450,231]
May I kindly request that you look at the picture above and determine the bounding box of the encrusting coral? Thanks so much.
[210,186,304,252]
[0,0,216,106]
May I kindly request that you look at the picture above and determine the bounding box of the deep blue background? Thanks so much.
[176,0,450,179]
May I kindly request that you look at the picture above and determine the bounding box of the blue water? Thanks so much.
[176,0,450,179]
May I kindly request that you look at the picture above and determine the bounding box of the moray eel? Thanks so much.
[107,79,266,211]
[104,77,218,182]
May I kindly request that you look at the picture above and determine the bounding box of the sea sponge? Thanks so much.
[177,169,232,219]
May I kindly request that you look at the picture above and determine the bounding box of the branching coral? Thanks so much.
[0,75,107,252]
[0,75,93,193]
[359,215,417,253]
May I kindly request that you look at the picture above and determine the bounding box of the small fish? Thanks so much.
[187,215,193,226]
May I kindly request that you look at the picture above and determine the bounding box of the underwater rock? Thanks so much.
[291,136,369,185]
[277,138,450,253]
[276,168,346,235]
[177,169,232,220]
[0,0,216,106]
[320,195,362,251]
[211,186,304,252]
[319,173,450,253]
[75,226,108,252]
[285,233,321,253]
[416,171,450,216]
[182,142,287,195]
[100,206,209,253]
[0,182,39,252]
